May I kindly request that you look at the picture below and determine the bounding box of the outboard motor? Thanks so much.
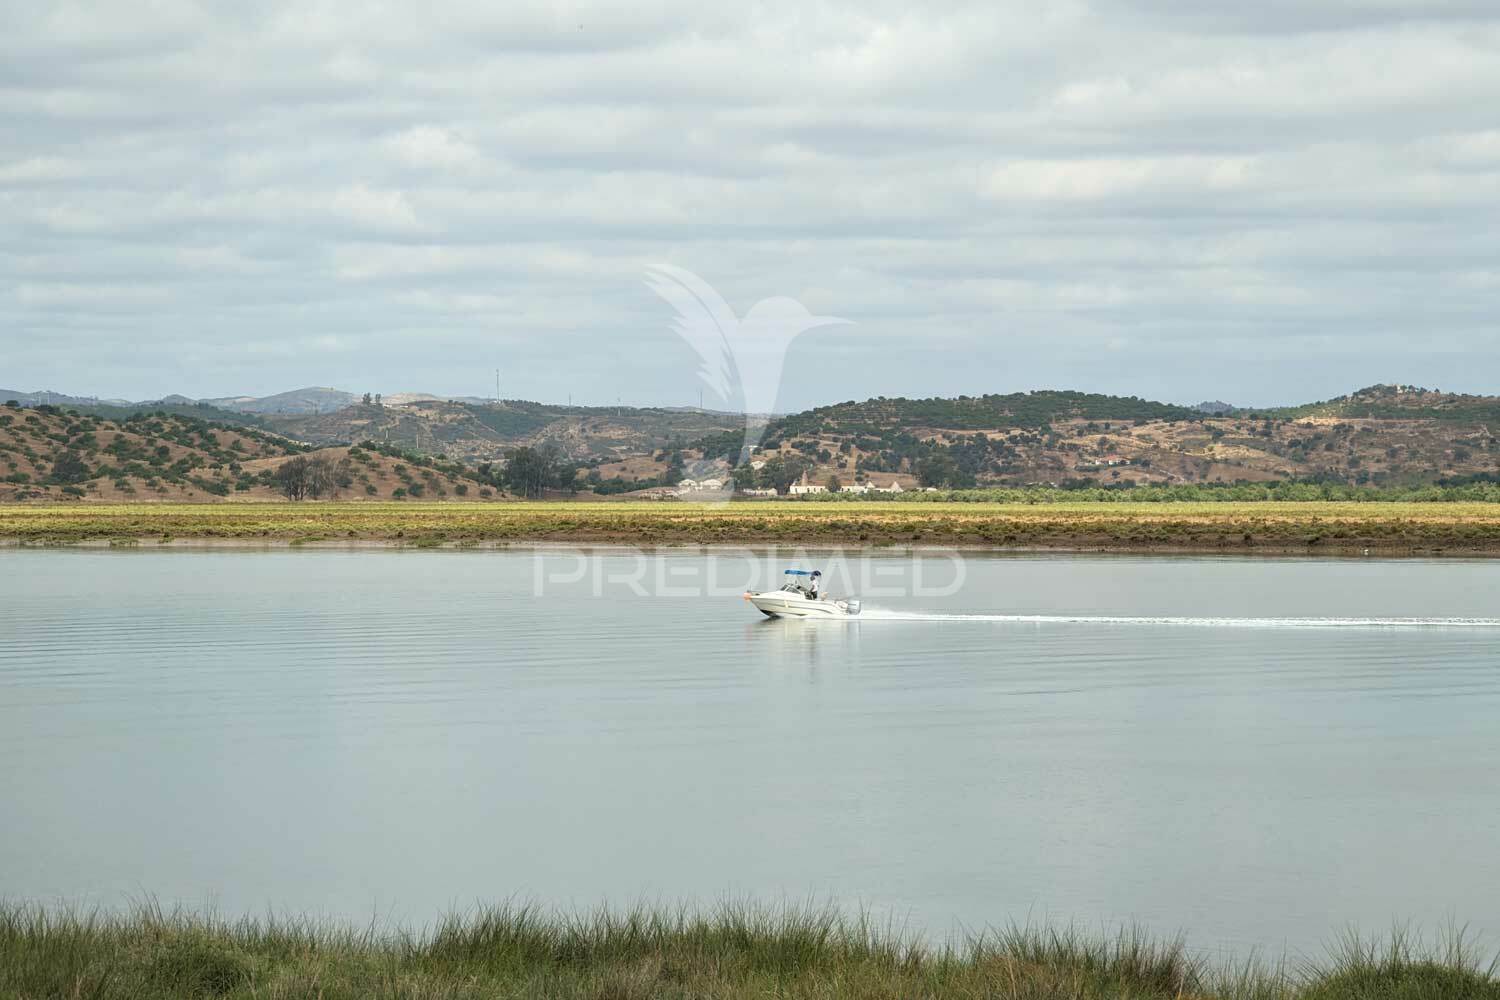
[844,599,861,616]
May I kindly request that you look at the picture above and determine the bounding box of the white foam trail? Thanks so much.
[856,610,1500,629]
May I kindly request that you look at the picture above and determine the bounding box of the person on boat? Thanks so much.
[808,570,822,600]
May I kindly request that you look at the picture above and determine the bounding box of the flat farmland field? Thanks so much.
[5,501,1500,553]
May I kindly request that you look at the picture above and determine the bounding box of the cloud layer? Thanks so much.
[3,0,1499,408]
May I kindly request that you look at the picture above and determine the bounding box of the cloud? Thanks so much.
[382,126,482,170]
[1,0,1498,407]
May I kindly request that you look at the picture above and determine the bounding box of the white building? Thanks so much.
[739,487,777,497]
[876,480,904,493]
[788,471,827,495]
[842,482,871,494]
[698,478,725,491]
[677,478,699,490]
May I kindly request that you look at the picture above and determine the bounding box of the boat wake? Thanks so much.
[855,610,1500,629]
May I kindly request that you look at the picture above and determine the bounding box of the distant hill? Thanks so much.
[2,386,747,467]
[259,399,744,463]
[202,387,357,415]
[8,383,1500,497]
[73,400,269,428]
[1,404,304,501]
[694,386,1500,491]
[1192,400,1238,416]
[0,389,134,408]
[0,403,494,502]
[760,391,1198,442]
[1274,384,1500,423]
[3,389,278,427]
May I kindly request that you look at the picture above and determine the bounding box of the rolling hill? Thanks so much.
[3,387,747,466]
[0,404,496,503]
[258,399,745,463]
[201,387,357,415]
[701,386,1500,491]
[6,384,1500,501]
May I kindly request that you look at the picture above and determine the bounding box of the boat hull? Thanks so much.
[745,592,859,619]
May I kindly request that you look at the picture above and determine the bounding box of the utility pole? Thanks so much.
[495,369,500,405]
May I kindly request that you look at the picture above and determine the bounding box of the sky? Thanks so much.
[3,1,1499,411]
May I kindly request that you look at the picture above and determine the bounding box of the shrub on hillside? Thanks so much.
[48,451,91,485]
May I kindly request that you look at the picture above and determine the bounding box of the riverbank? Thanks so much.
[2,902,1495,1000]
[5,500,1500,554]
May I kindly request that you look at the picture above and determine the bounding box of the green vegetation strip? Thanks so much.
[2,902,1495,1000]
[5,501,1500,552]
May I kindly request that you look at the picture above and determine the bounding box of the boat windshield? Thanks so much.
[780,570,822,597]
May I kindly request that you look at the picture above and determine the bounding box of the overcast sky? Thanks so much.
[3,1,1499,410]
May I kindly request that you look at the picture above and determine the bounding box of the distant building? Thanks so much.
[677,478,699,490]
[750,460,766,471]
[788,471,827,495]
[698,478,725,491]
[876,480,904,493]
[842,482,871,494]
[739,487,778,497]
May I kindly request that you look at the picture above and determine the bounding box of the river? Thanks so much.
[2,547,1497,958]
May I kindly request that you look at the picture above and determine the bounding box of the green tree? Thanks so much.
[274,456,311,499]
[502,446,562,498]
[756,456,806,494]
[272,454,349,500]
[49,451,91,485]
[917,453,957,488]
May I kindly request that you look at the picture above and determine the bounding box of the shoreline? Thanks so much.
[2,535,1495,558]
[6,499,1500,557]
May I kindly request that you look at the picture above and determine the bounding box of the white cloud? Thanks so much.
[329,184,422,232]
[1,0,1498,406]
[383,126,482,170]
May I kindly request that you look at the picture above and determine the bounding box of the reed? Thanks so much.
[1,901,1495,999]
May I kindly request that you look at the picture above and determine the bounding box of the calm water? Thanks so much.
[3,548,1499,958]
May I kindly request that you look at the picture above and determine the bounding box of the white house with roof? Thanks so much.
[788,471,826,495]
[698,478,724,491]
[677,478,699,490]
[842,481,871,494]
[875,480,904,493]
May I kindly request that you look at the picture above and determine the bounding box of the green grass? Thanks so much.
[5,501,1500,553]
[0,902,1495,999]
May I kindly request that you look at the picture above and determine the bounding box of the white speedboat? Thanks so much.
[744,570,861,619]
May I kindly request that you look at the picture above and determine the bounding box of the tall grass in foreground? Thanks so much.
[1,901,1496,999]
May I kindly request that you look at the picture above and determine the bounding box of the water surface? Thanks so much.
[3,548,1498,958]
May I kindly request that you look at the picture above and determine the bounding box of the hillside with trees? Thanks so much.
[8,384,1500,501]
[0,404,307,502]
[257,398,743,464]
[698,386,1500,492]
[0,404,512,502]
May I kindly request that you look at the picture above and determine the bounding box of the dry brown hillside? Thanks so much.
[0,405,500,502]
[742,386,1500,490]
[261,399,743,463]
